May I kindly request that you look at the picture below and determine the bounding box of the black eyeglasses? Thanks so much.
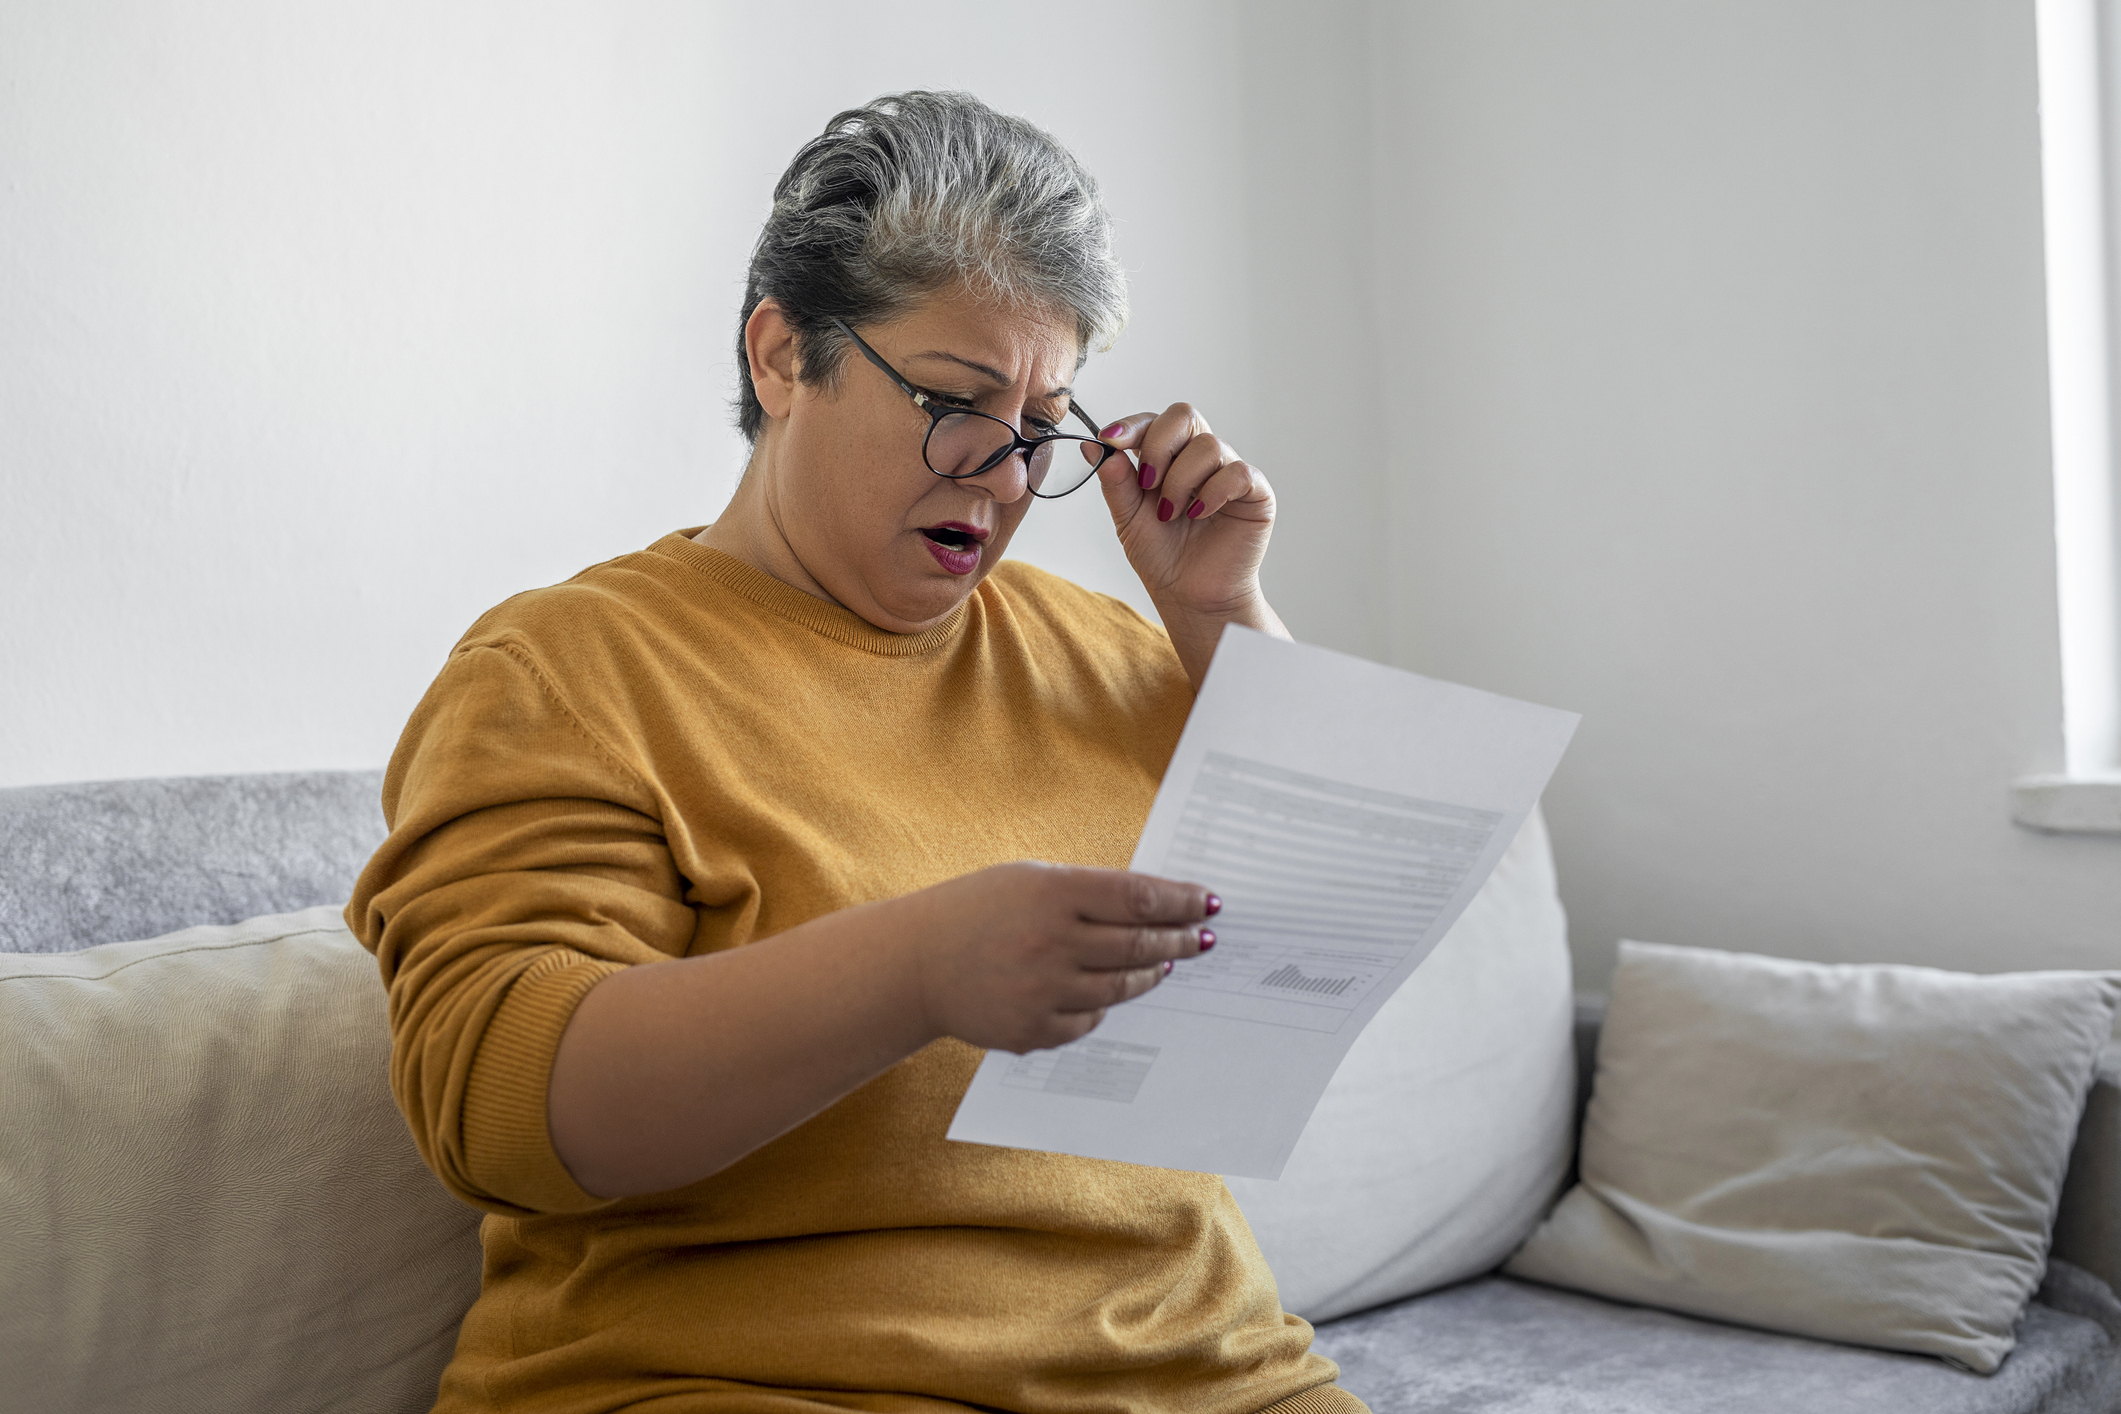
[830,317,1115,499]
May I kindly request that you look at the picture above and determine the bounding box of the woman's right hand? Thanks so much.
[894,862,1218,1055]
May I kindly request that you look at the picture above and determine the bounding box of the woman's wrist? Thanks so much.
[1150,585,1290,688]
[861,890,955,1052]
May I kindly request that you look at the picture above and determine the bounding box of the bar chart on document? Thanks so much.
[1142,752,1502,1035]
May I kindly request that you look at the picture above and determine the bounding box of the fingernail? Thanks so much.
[1162,959,1174,976]
[1186,499,1205,519]
[1138,463,1156,489]
[1204,894,1222,916]
[1103,421,1127,440]
[1198,929,1216,952]
[1157,497,1175,522]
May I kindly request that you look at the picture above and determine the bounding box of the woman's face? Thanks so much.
[753,288,1083,633]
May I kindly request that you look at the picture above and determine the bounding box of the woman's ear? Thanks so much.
[746,299,800,424]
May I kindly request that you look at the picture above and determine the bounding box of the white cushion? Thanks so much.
[1505,940,2121,1373]
[0,906,483,1413]
[1224,806,1577,1323]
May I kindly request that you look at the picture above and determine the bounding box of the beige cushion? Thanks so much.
[1505,940,2121,1373]
[0,906,483,1413]
[1226,807,1577,1322]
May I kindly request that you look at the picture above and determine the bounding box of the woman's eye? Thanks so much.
[920,388,1059,434]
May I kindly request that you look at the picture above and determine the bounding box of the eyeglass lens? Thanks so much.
[924,412,1105,498]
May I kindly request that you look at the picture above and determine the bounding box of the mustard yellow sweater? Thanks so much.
[348,532,1363,1414]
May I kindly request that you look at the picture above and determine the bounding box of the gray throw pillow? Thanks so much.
[1505,940,2121,1373]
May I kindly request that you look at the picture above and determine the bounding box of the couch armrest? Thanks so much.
[2052,1044,2121,1296]
[1569,1003,2121,1297]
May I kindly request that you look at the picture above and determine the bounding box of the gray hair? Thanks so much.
[733,91,1128,440]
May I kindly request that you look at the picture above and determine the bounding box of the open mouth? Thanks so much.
[918,522,985,576]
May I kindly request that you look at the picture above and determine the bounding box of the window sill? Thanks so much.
[2012,775,2121,834]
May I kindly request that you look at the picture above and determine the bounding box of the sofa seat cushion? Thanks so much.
[1312,1265,2121,1414]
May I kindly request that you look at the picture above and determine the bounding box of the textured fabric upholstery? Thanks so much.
[0,770,385,952]
[1314,1265,2121,1414]
[2056,1047,2121,1302]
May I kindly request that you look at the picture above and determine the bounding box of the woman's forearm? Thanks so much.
[547,897,937,1199]
[545,861,1215,1200]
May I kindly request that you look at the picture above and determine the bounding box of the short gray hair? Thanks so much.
[733,91,1128,440]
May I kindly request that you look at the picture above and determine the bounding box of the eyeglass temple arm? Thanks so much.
[830,317,929,406]
[1069,402,1112,444]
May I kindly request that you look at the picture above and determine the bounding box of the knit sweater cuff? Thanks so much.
[1258,1384,1371,1414]
[461,948,629,1214]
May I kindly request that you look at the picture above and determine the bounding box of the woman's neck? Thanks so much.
[693,454,842,609]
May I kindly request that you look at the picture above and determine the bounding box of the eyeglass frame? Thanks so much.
[828,316,1116,499]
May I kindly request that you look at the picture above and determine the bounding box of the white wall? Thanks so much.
[1373,0,2121,988]
[2,0,1344,786]
[6,0,2114,983]
[1234,2,1389,665]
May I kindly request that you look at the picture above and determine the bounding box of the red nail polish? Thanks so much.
[1162,959,1174,976]
[1157,497,1175,521]
[1138,463,1156,489]
[1198,929,1216,951]
[1186,499,1205,519]
[1103,421,1127,440]
[1204,894,1222,916]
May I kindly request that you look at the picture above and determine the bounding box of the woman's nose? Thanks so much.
[963,448,1031,504]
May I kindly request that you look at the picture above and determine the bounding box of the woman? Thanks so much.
[350,91,1365,1414]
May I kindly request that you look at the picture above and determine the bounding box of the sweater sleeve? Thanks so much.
[346,641,699,1216]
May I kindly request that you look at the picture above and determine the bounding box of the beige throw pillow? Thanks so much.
[1505,940,2121,1373]
[0,907,484,1413]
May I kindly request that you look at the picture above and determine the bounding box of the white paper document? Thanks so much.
[946,626,1580,1178]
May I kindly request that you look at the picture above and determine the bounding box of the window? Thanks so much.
[2020,0,2121,830]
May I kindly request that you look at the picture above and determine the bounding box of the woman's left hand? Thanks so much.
[1088,403,1289,686]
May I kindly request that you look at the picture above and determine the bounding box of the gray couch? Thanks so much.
[4,770,2119,1413]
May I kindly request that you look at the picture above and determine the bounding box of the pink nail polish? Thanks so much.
[1198,929,1216,951]
[1138,463,1156,490]
[1186,499,1206,519]
[1204,894,1222,916]
[1103,421,1127,440]
[1157,497,1174,522]
[1162,959,1174,976]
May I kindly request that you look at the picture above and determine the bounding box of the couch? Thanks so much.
[4,769,2119,1413]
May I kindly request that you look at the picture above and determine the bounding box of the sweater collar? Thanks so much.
[653,531,973,657]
